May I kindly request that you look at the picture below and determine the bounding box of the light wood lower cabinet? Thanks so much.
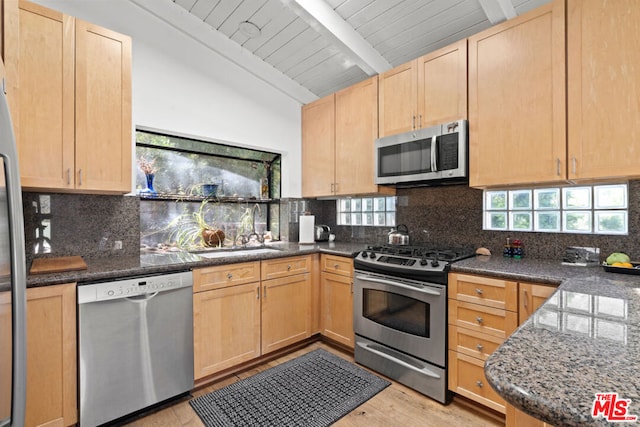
[193,281,261,379]
[26,283,77,427]
[261,272,311,354]
[193,256,312,380]
[506,282,557,427]
[448,273,518,414]
[320,254,354,349]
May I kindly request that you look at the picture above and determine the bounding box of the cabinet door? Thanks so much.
[320,271,353,348]
[378,60,417,137]
[26,283,77,427]
[417,39,467,127]
[506,404,552,427]
[567,0,640,180]
[468,0,565,187]
[335,76,386,196]
[75,19,132,193]
[193,282,261,379]
[16,1,75,190]
[301,94,335,197]
[261,273,311,354]
[518,282,557,325]
[449,273,518,311]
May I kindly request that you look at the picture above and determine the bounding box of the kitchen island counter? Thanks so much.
[452,256,640,426]
[27,242,367,287]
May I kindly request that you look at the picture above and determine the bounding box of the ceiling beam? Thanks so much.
[129,0,318,104]
[283,0,392,76]
[478,0,517,24]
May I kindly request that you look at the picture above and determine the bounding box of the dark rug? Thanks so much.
[189,348,391,427]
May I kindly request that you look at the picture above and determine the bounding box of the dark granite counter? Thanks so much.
[27,241,368,287]
[452,256,640,426]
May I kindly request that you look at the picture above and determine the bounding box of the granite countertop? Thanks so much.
[452,256,640,426]
[26,241,368,287]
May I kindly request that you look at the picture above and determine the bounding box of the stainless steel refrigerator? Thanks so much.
[0,60,27,427]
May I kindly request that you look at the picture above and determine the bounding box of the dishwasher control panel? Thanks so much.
[78,271,193,304]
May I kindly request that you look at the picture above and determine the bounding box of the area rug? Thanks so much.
[189,348,391,427]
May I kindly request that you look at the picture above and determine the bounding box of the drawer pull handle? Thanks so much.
[476,380,483,388]
[334,264,339,269]
[476,316,483,324]
[475,288,483,295]
[227,273,233,279]
[287,264,292,270]
[476,343,484,351]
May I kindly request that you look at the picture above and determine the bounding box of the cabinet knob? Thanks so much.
[475,288,483,295]
[334,264,339,269]
[476,380,484,388]
[227,273,233,279]
[476,316,483,324]
[287,264,291,271]
[476,343,484,351]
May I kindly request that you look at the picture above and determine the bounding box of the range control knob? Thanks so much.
[361,251,368,258]
[420,258,428,266]
[431,259,440,267]
[369,252,376,260]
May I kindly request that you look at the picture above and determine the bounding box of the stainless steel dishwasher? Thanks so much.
[78,270,194,427]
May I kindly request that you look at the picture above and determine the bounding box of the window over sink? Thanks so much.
[483,183,628,235]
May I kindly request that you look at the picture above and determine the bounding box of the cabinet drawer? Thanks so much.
[193,261,261,293]
[449,273,517,311]
[448,350,506,414]
[448,325,504,361]
[261,255,311,280]
[448,300,518,338]
[321,254,353,277]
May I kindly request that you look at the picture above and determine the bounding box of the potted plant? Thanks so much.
[168,200,225,249]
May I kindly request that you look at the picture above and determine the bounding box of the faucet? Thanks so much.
[243,204,263,247]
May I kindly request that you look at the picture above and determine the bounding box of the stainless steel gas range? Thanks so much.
[353,245,475,404]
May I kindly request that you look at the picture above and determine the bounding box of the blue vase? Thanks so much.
[138,173,157,197]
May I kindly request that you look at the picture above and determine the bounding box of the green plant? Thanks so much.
[167,200,224,249]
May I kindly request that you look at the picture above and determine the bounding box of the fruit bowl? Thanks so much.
[602,262,640,275]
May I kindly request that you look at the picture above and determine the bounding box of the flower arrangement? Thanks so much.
[137,156,157,175]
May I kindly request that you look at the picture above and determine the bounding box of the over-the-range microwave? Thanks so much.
[375,119,468,186]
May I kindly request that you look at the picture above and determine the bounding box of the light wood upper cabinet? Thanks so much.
[566,0,640,181]
[468,0,566,188]
[301,93,335,197]
[12,0,131,194]
[25,283,77,427]
[379,40,467,137]
[301,76,394,198]
[378,61,417,136]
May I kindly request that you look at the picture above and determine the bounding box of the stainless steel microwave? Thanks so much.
[375,119,468,186]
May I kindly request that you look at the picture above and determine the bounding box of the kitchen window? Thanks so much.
[336,197,396,226]
[483,184,628,235]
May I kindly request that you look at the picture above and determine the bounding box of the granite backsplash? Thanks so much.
[307,180,640,261]
[22,180,640,265]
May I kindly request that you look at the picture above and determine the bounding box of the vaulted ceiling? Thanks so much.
[131,0,551,104]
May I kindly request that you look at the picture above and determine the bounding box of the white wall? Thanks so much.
[33,0,303,197]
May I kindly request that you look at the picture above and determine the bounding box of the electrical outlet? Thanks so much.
[113,240,123,250]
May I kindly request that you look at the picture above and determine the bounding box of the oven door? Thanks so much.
[353,271,446,367]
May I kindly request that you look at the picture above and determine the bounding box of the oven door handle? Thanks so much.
[355,275,441,296]
[357,341,441,379]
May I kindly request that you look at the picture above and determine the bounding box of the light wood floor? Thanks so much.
[123,342,505,427]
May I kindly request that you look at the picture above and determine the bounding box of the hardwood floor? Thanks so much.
[123,342,505,427]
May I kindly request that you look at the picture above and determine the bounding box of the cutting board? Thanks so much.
[30,256,88,275]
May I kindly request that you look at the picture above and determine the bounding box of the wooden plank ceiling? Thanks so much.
[143,0,551,103]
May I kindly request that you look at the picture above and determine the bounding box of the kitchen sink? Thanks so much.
[193,247,282,259]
